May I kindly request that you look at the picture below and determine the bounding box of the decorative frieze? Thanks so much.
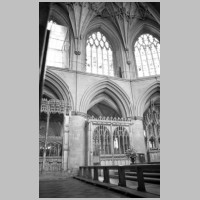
[40,98,71,114]
[89,115,131,121]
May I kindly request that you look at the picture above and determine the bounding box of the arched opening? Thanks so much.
[134,33,160,78]
[80,79,133,118]
[87,93,122,118]
[86,31,114,76]
[39,70,73,172]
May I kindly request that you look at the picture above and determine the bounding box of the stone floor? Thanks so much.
[39,178,130,198]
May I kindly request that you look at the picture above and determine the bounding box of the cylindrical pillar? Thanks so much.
[131,118,147,163]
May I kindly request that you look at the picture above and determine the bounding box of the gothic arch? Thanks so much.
[135,81,160,117]
[130,21,160,48]
[44,70,74,110]
[84,17,122,51]
[79,79,133,118]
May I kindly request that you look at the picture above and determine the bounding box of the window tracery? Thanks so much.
[113,126,130,154]
[93,125,111,155]
[134,34,160,77]
[86,32,114,76]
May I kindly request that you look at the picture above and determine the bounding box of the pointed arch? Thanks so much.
[43,70,74,110]
[130,21,160,47]
[79,79,133,118]
[135,81,160,117]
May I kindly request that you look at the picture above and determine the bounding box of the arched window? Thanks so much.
[134,34,160,77]
[46,20,70,68]
[113,126,130,154]
[93,125,111,155]
[86,32,114,76]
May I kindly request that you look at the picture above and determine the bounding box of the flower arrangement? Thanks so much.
[125,146,137,159]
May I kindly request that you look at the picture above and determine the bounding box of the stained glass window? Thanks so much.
[134,34,160,77]
[86,32,114,76]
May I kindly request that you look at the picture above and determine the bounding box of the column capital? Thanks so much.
[71,111,88,119]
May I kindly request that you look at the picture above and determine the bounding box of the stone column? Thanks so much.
[131,117,147,163]
[68,114,86,173]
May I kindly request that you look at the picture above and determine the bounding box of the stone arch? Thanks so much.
[135,81,160,117]
[79,79,133,118]
[43,70,74,110]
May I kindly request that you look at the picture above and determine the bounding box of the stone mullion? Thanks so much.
[90,44,92,73]
[149,45,157,75]
[107,49,110,76]
[155,43,160,62]
[138,47,145,77]
[101,47,104,75]
[96,45,98,74]
[144,46,151,76]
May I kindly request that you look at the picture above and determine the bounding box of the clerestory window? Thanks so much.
[46,20,70,68]
[86,31,114,76]
[134,34,160,77]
